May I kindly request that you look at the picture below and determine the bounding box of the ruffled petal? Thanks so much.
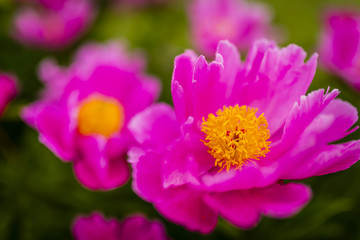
[285,141,360,179]
[270,88,339,158]
[231,39,318,134]
[275,97,359,179]
[171,41,241,126]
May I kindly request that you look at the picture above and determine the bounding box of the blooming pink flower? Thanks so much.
[22,41,160,190]
[189,0,274,56]
[128,40,360,233]
[0,73,18,117]
[72,212,169,240]
[319,9,360,91]
[13,0,96,49]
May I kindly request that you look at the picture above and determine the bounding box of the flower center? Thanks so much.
[77,95,124,138]
[201,105,271,172]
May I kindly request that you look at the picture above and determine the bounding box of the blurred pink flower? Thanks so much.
[319,9,360,90]
[0,73,18,117]
[188,0,274,56]
[13,0,96,49]
[128,40,360,233]
[21,41,160,190]
[72,212,169,240]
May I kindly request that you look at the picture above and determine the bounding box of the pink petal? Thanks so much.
[285,141,360,179]
[171,50,198,123]
[155,191,218,234]
[0,73,18,116]
[231,40,318,134]
[192,55,225,125]
[73,136,130,190]
[270,88,339,158]
[256,183,312,218]
[275,97,359,179]
[34,105,75,161]
[205,183,311,228]
[128,149,167,202]
[162,129,213,188]
[72,212,120,240]
[204,190,261,229]
[128,103,180,149]
[119,215,169,240]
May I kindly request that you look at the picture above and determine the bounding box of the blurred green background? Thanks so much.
[1,0,360,239]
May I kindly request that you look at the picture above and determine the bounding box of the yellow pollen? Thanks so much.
[201,105,271,172]
[77,95,124,138]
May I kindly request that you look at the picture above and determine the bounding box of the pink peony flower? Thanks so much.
[189,0,274,56]
[128,40,360,233]
[0,73,18,117]
[13,0,96,49]
[21,41,161,190]
[72,212,169,240]
[319,9,360,91]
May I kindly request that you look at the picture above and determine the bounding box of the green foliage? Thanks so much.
[1,0,360,239]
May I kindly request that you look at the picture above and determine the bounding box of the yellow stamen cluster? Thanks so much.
[77,95,124,138]
[201,105,271,172]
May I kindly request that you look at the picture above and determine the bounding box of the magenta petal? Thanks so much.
[204,190,261,229]
[73,136,129,190]
[129,149,167,202]
[192,56,227,124]
[72,212,120,240]
[285,141,360,179]
[119,215,169,240]
[128,103,180,149]
[200,161,279,192]
[215,40,241,97]
[276,97,359,179]
[257,183,312,218]
[232,40,318,134]
[270,88,339,158]
[304,98,358,143]
[34,105,75,161]
[163,130,213,188]
[171,50,198,123]
[155,191,218,234]
[205,183,311,228]
[0,73,18,116]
